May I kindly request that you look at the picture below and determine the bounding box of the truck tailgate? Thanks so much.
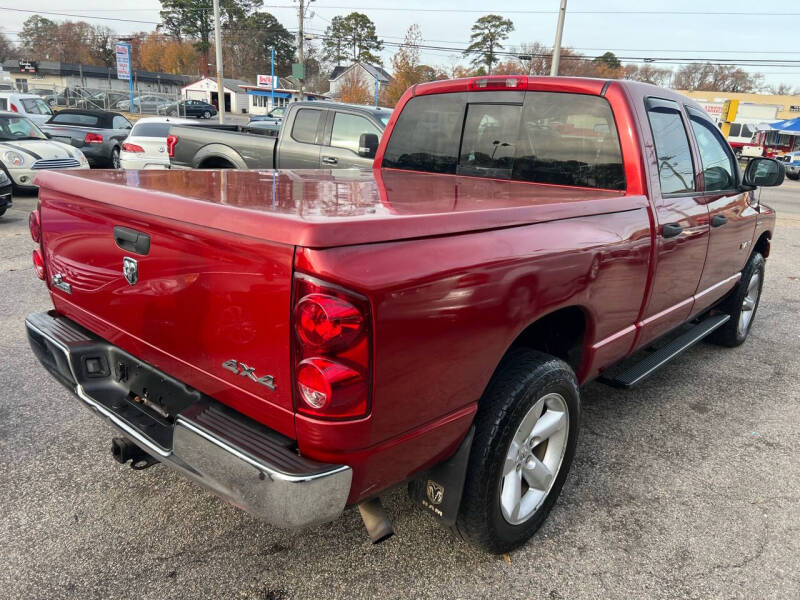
[38,184,296,438]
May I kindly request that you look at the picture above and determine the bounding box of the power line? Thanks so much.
[264,5,800,16]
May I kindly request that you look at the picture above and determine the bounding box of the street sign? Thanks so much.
[18,60,38,74]
[721,99,739,122]
[257,75,279,89]
[115,43,131,81]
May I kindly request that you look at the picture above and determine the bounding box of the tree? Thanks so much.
[382,25,423,106]
[227,12,294,81]
[339,70,371,104]
[160,0,215,73]
[674,62,764,93]
[323,12,383,65]
[0,30,15,62]
[90,26,116,67]
[768,83,796,95]
[463,14,514,74]
[622,64,672,87]
[593,51,621,70]
[18,16,59,60]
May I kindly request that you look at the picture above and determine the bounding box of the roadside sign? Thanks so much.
[257,75,279,89]
[115,43,131,81]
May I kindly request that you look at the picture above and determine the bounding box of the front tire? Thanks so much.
[456,349,580,554]
[203,110,212,119]
[787,173,799,181]
[709,251,765,347]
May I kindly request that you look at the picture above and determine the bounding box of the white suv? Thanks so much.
[0,92,54,126]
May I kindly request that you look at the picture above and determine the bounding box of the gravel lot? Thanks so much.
[1,182,799,599]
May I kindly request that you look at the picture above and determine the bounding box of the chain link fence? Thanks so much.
[18,83,186,117]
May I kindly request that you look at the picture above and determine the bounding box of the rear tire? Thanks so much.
[203,110,212,119]
[709,251,765,347]
[111,147,121,169]
[0,208,6,217]
[455,349,580,554]
[787,173,799,181]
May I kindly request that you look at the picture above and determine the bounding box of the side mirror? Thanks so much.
[358,133,379,158]
[743,157,785,188]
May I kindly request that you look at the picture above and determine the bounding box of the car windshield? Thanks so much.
[0,115,48,140]
[21,97,53,115]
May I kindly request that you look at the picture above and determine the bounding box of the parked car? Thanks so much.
[116,95,171,113]
[0,168,11,215]
[119,117,195,170]
[41,109,132,168]
[158,99,218,119]
[249,106,286,123]
[0,112,87,191]
[27,76,783,554]
[779,151,800,180]
[75,91,130,111]
[169,101,392,169]
[0,91,54,126]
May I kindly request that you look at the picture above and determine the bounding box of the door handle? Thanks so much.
[114,226,150,255]
[321,156,338,165]
[711,214,728,227]
[662,223,683,238]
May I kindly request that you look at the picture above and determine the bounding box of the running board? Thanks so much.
[599,314,730,389]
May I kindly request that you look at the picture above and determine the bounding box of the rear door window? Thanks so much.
[291,108,323,144]
[645,98,696,195]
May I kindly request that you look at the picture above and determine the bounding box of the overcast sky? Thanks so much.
[1,1,798,89]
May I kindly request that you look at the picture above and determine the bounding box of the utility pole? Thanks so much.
[213,0,224,124]
[297,0,307,101]
[550,0,568,76]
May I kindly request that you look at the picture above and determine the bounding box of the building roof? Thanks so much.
[1,59,191,86]
[183,76,254,92]
[329,63,392,83]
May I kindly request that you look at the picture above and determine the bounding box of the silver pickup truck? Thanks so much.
[168,101,392,170]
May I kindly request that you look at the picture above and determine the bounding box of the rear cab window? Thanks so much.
[21,98,52,115]
[382,91,625,190]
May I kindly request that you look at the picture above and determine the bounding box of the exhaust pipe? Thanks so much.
[111,437,159,470]
[358,497,394,544]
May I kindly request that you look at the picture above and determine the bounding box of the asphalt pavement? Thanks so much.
[1,182,799,599]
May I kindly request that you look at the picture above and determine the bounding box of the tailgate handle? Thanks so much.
[114,226,150,255]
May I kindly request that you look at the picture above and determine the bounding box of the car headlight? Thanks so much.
[3,151,25,167]
[74,150,89,166]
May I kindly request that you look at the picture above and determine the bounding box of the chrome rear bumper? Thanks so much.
[25,311,352,528]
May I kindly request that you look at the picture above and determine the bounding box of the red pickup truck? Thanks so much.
[27,76,783,554]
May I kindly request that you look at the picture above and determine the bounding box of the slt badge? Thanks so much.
[123,257,138,286]
[222,359,276,390]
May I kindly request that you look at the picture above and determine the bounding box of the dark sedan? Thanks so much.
[40,110,132,168]
[158,99,218,119]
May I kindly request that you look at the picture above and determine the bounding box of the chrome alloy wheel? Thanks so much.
[500,392,569,525]
[737,271,761,337]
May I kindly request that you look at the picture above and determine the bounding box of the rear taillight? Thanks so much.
[84,132,103,144]
[9,103,18,112]
[29,209,41,243]
[122,142,144,153]
[166,134,177,157]
[32,248,45,280]
[292,274,371,419]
